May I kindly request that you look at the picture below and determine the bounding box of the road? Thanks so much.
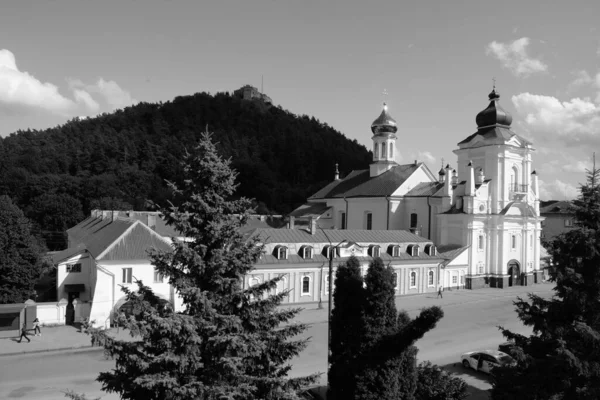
[0,285,553,400]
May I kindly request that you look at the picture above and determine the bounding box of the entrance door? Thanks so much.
[507,261,521,287]
[66,292,79,325]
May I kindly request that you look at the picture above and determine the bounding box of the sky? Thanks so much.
[1,0,600,201]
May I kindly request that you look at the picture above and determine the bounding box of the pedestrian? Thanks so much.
[437,285,443,299]
[33,317,41,336]
[17,322,30,343]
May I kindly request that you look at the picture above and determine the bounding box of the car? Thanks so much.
[498,340,517,354]
[460,350,516,374]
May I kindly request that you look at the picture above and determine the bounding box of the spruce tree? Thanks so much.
[89,131,317,400]
[491,163,600,400]
[328,255,366,400]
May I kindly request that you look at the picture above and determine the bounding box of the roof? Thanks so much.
[540,200,574,214]
[457,126,531,148]
[289,203,331,218]
[248,228,430,245]
[405,182,445,197]
[437,244,470,266]
[499,202,537,218]
[255,252,442,266]
[61,216,172,263]
[0,304,25,313]
[309,163,421,199]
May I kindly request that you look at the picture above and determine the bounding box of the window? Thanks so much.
[410,271,417,288]
[374,143,379,159]
[366,212,373,230]
[529,234,533,248]
[389,143,393,159]
[392,273,398,289]
[424,244,436,256]
[381,142,386,159]
[511,235,517,250]
[340,212,346,230]
[460,275,464,285]
[564,219,573,227]
[407,245,420,257]
[388,245,400,257]
[66,263,81,273]
[478,263,484,274]
[452,275,458,284]
[275,246,288,260]
[122,268,132,284]
[410,213,418,229]
[369,245,380,258]
[478,235,484,250]
[154,269,164,283]
[302,276,311,295]
[323,245,340,259]
[300,246,313,259]
[428,270,434,286]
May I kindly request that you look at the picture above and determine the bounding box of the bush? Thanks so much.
[415,361,468,400]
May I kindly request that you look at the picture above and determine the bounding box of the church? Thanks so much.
[290,86,544,290]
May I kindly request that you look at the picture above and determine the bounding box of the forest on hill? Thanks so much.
[0,91,371,250]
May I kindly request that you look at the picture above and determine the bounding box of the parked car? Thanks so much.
[460,350,516,374]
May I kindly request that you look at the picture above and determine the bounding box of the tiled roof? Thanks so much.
[52,243,87,264]
[308,164,421,199]
[248,228,431,245]
[540,200,574,214]
[457,126,531,148]
[405,182,445,197]
[99,223,172,261]
[289,202,331,218]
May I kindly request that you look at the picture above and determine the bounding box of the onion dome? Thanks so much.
[475,88,513,129]
[371,103,398,135]
[438,167,446,176]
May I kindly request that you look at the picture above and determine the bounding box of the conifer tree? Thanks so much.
[89,131,317,400]
[491,162,600,400]
[328,255,366,400]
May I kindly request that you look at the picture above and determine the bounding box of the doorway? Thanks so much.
[507,260,521,287]
[66,292,79,325]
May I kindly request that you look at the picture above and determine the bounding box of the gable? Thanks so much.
[97,223,172,261]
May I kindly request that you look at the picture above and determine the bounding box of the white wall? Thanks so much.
[57,253,94,302]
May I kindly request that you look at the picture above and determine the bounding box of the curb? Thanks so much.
[0,345,102,358]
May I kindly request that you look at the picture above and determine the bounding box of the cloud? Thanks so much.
[416,151,436,165]
[538,178,579,201]
[568,70,593,90]
[0,49,135,118]
[512,93,600,146]
[485,38,548,77]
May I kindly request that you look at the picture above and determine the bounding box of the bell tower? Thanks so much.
[370,103,398,177]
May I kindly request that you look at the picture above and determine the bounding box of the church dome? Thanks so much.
[371,103,398,135]
[475,88,513,129]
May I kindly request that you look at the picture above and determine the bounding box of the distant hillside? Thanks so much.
[0,91,371,249]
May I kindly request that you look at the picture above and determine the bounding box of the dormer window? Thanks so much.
[407,244,420,257]
[424,244,436,256]
[322,245,340,259]
[388,245,400,257]
[368,245,380,258]
[300,245,313,259]
[274,245,288,260]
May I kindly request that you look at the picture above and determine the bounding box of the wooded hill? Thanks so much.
[0,91,371,250]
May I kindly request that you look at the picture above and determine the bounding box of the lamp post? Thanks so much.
[319,228,347,384]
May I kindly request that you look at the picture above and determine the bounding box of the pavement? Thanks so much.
[0,282,555,358]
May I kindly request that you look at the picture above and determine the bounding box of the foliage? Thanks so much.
[329,257,445,400]
[87,131,317,400]
[0,91,371,249]
[415,361,469,400]
[328,256,366,400]
[0,195,45,303]
[491,164,600,400]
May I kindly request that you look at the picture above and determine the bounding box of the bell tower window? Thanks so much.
[374,143,379,160]
[381,142,386,159]
[389,143,393,159]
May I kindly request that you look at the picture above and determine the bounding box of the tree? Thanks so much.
[88,131,318,399]
[328,256,366,400]
[415,361,469,400]
[0,195,45,303]
[491,164,600,400]
[26,193,84,250]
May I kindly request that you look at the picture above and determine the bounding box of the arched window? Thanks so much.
[368,245,380,258]
[392,272,398,289]
[388,245,400,257]
[374,143,379,159]
[410,271,417,288]
[381,142,386,159]
[300,245,313,259]
[322,245,340,259]
[389,143,393,159]
[302,276,311,295]
[407,245,420,257]
[274,246,288,260]
[250,276,261,287]
[424,244,436,256]
[428,270,434,286]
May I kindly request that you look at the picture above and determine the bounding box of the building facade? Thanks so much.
[291,88,545,289]
[539,200,575,241]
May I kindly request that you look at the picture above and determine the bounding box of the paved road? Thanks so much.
[0,286,553,400]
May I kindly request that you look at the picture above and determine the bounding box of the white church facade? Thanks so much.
[291,87,544,289]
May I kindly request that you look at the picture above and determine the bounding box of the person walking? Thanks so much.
[17,322,30,343]
[33,317,41,336]
[437,285,443,299]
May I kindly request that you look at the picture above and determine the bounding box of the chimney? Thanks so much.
[289,216,295,229]
[102,210,110,220]
[443,164,453,197]
[147,214,157,231]
[476,168,485,184]
[334,163,340,181]
[414,160,418,165]
[309,217,318,235]
[466,161,475,196]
